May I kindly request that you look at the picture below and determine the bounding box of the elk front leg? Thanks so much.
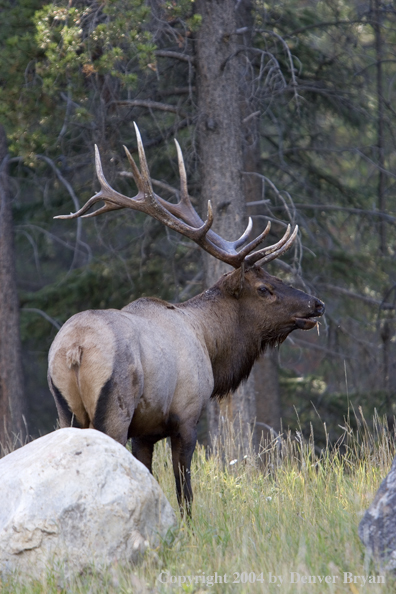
[132,437,155,474]
[171,427,197,516]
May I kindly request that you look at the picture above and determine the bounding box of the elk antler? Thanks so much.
[55,123,298,268]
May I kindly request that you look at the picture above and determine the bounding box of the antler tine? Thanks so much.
[80,203,124,219]
[54,145,135,220]
[53,194,102,220]
[248,225,298,267]
[195,200,214,239]
[133,122,152,192]
[245,224,292,266]
[234,217,253,249]
[95,144,109,191]
[123,145,143,189]
[93,144,133,209]
[174,139,188,203]
[167,138,207,230]
[235,221,272,261]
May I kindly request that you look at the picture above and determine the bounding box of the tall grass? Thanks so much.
[0,410,394,593]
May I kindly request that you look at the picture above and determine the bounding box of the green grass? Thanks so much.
[1,411,394,593]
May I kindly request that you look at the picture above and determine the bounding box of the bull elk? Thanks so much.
[48,124,324,514]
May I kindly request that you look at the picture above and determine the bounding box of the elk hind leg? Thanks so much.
[48,376,89,429]
[92,376,134,446]
[171,426,197,516]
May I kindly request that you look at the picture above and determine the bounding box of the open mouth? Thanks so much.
[293,317,319,331]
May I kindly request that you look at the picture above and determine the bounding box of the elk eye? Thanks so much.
[258,286,271,296]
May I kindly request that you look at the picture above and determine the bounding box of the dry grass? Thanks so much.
[0,410,394,593]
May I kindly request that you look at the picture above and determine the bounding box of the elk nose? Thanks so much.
[314,298,325,316]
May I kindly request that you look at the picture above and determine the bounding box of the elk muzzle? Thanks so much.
[293,298,325,330]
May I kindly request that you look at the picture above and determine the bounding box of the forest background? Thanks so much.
[0,0,395,451]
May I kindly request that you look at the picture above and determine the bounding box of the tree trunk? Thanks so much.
[238,0,282,448]
[241,94,282,447]
[0,125,27,447]
[373,0,386,255]
[195,0,255,453]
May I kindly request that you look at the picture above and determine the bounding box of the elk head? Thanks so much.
[222,265,324,340]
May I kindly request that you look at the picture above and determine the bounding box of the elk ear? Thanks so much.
[223,265,245,298]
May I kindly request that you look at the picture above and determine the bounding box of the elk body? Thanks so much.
[48,125,324,514]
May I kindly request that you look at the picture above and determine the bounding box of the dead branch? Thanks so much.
[287,335,353,359]
[36,155,83,271]
[119,118,194,153]
[247,201,396,224]
[111,100,187,118]
[21,308,61,330]
[281,19,374,39]
[18,224,92,260]
[318,283,395,310]
[155,50,195,64]
[158,87,196,96]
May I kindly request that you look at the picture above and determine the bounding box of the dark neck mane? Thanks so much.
[182,287,272,400]
[210,336,266,400]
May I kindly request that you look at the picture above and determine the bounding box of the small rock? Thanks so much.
[359,455,396,569]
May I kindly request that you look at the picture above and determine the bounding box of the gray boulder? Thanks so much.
[359,455,396,569]
[0,428,176,578]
